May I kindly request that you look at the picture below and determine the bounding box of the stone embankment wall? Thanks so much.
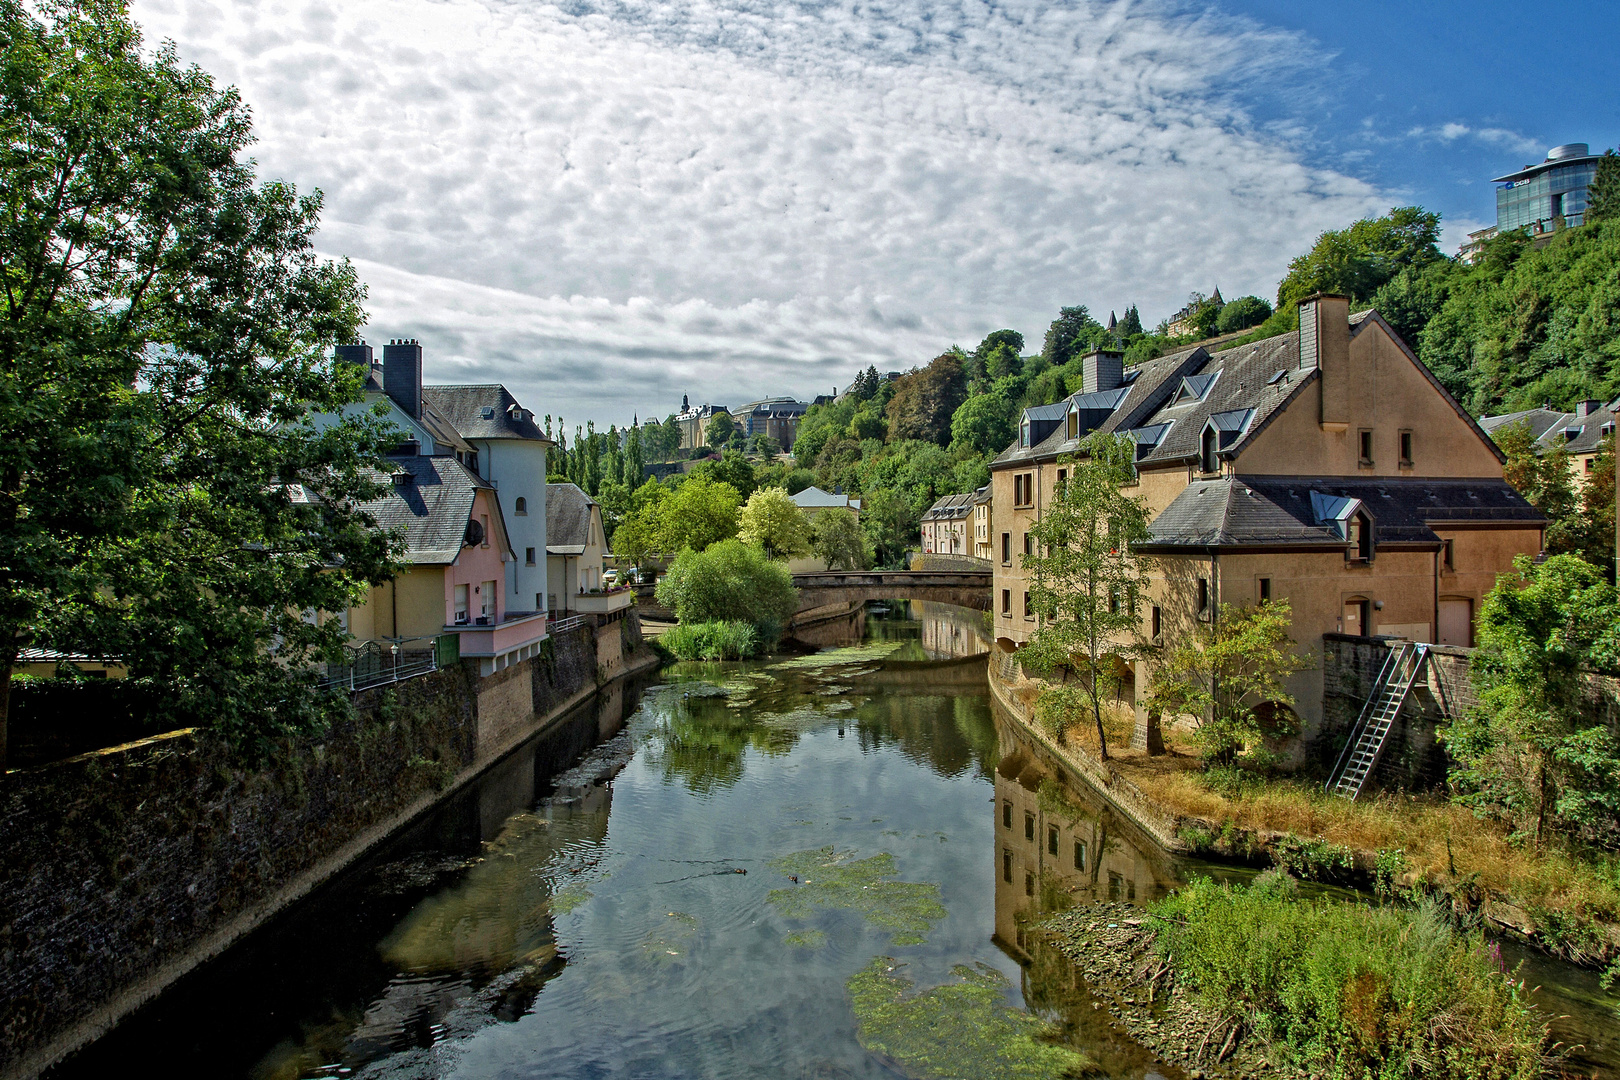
[0,619,656,1079]
[1313,634,1470,790]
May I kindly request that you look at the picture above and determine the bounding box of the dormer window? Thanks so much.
[1564,426,1583,442]
[1021,420,1031,447]
[1348,510,1374,562]
[1174,372,1217,405]
[1067,409,1078,439]
[481,406,496,420]
[1200,427,1218,474]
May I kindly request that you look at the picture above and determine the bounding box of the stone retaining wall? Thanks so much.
[0,620,651,1079]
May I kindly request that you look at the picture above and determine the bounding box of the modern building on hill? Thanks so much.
[733,397,810,450]
[1495,143,1603,233]
[1479,398,1618,488]
[1463,143,1606,256]
[989,296,1545,749]
[920,491,977,555]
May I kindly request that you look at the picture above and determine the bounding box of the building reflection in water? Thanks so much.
[864,599,991,660]
[989,713,1180,965]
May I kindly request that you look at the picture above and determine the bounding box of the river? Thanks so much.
[49,602,1619,1079]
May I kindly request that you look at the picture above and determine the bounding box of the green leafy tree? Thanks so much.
[690,448,756,501]
[885,351,967,445]
[984,342,1022,381]
[974,328,1025,363]
[1146,601,1311,767]
[809,507,869,570]
[704,410,735,448]
[1215,295,1272,334]
[0,0,401,761]
[1020,434,1155,761]
[949,392,1015,456]
[657,475,740,553]
[626,424,644,485]
[1276,206,1444,312]
[848,406,887,441]
[736,487,811,560]
[849,365,881,402]
[1041,305,1102,367]
[1496,420,1579,553]
[747,432,782,459]
[1444,555,1620,848]
[1586,149,1620,224]
[1117,305,1144,339]
[861,487,916,569]
[612,479,669,569]
[656,539,799,626]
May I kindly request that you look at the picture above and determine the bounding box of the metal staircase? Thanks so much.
[1325,642,1429,800]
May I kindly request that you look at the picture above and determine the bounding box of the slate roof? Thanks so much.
[364,372,474,454]
[1141,476,1545,550]
[359,456,494,565]
[791,486,862,511]
[991,310,1493,473]
[421,385,549,442]
[922,492,976,521]
[1479,400,1619,456]
[546,482,597,555]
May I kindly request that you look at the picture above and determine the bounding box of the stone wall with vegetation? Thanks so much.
[0,619,633,1079]
[1314,634,1457,790]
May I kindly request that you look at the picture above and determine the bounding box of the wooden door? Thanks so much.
[1438,598,1473,647]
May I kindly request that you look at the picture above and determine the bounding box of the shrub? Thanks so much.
[656,539,799,626]
[661,620,761,661]
[1152,874,1549,1079]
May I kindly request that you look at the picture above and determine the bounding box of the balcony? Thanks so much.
[443,611,549,676]
[563,587,635,618]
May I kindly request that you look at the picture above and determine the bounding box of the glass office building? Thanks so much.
[1495,143,1602,233]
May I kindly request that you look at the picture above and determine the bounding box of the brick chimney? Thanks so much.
[1297,295,1350,432]
[383,339,423,420]
[1080,349,1124,394]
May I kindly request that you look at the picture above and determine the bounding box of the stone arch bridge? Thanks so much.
[632,569,991,619]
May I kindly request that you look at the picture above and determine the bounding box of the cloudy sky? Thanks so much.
[131,0,1620,427]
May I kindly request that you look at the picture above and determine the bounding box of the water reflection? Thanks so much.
[865,600,991,660]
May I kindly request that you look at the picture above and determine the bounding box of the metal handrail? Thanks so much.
[318,635,443,693]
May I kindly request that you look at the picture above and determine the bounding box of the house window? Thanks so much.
[1074,840,1087,871]
[1004,850,1013,883]
[1586,457,1596,473]
[480,514,491,547]
[1399,431,1413,467]
[1023,533,1033,557]
[1067,412,1077,439]
[1197,577,1209,617]
[1056,468,1067,491]
[1358,429,1374,466]
[1200,427,1218,474]
[1349,512,1374,562]
[454,583,469,624]
[1259,577,1271,603]
[1003,801,1012,829]
[525,547,536,566]
[1108,589,1120,614]
[1023,592,1033,619]
[1014,473,1035,507]
[1151,605,1162,642]
[515,497,528,515]
[1025,871,1035,897]
[480,580,497,621]
[1001,589,1011,616]
[1001,533,1011,564]
[1024,812,1035,842]
[1442,538,1454,572]
[1048,825,1059,856]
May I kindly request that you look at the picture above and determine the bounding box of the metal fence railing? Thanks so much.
[548,614,590,635]
[319,635,448,693]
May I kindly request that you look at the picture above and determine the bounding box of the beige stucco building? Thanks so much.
[1478,398,1617,490]
[988,295,1546,742]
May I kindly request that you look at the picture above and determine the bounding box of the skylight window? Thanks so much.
[1267,369,1288,385]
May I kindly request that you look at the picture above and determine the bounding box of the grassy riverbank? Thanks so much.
[1002,670,1620,974]
[1152,874,1551,1079]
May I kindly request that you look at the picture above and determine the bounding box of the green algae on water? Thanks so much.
[551,881,593,915]
[767,847,946,945]
[784,929,827,949]
[848,958,1096,1080]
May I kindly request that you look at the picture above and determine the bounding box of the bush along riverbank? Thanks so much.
[660,620,764,660]
[1040,874,1562,1080]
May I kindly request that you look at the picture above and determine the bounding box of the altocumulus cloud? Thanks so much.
[133,0,1388,423]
